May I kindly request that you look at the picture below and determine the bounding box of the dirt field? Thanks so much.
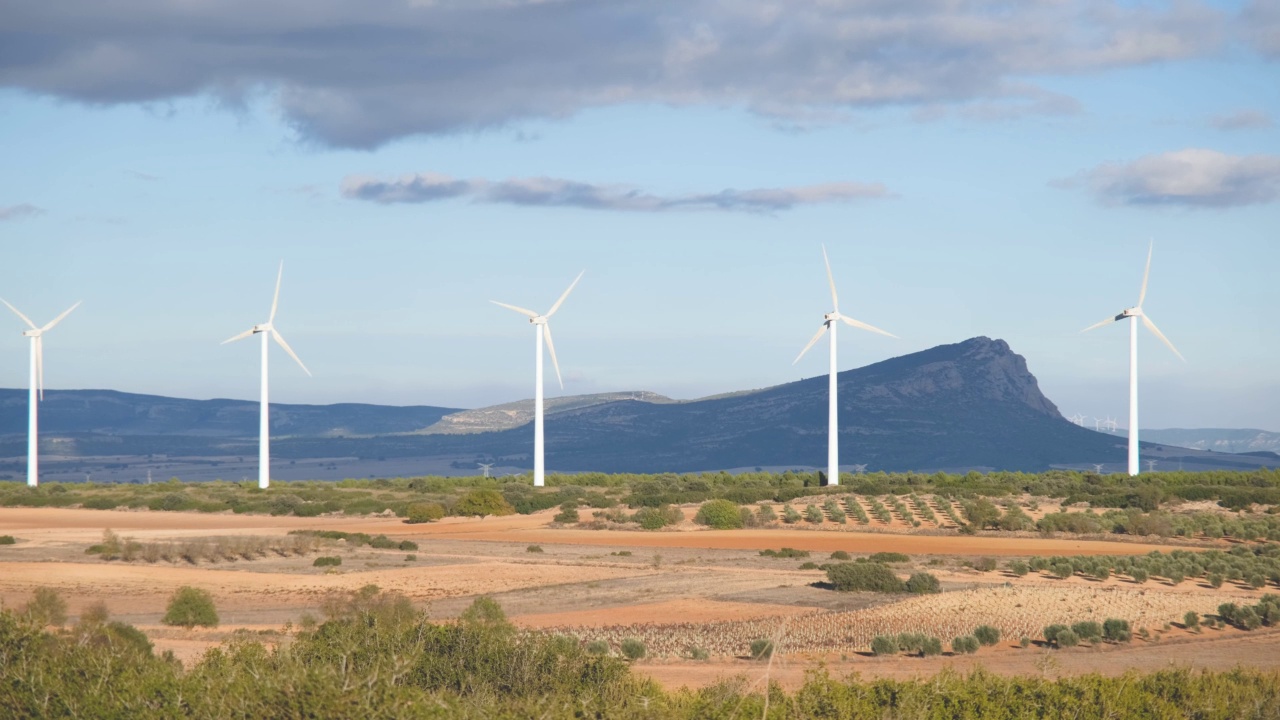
[3,506,1279,686]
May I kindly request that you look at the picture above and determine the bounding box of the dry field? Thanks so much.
[3,505,1279,686]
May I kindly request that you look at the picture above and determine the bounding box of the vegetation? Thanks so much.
[620,638,646,660]
[0,535,15,544]
[904,572,941,595]
[3,588,1280,718]
[454,489,516,517]
[826,562,905,593]
[760,547,810,559]
[405,501,446,523]
[868,552,910,564]
[313,556,342,567]
[526,544,544,553]
[22,587,68,627]
[693,499,742,529]
[162,586,219,628]
[749,638,774,660]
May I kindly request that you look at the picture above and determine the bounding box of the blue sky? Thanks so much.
[0,0,1277,430]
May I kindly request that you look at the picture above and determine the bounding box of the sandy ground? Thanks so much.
[3,506,1277,687]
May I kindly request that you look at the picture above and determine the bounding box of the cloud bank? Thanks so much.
[0,0,1230,148]
[1210,110,1273,131]
[341,173,887,212]
[0,203,44,221]
[1067,149,1280,208]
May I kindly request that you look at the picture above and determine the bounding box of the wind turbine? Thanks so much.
[2,299,80,487]
[492,271,583,487]
[793,245,897,487]
[1081,242,1184,476]
[222,262,311,489]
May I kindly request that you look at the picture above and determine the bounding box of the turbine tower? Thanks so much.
[493,271,583,487]
[2,299,80,487]
[1082,242,1184,476]
[793,245,896,487]
[222,262,311,489]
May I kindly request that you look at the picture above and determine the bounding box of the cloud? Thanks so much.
[1210,110,1273,131]
[1063,149,1280,208]
[0,1,1227,148]
[1241,0,1280,56]
[341,173,888,212]
[0,203,44,221]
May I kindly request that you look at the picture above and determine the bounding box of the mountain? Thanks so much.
[1,337,1137,480]
[1136,428,1280,455]
[0,389,459,438]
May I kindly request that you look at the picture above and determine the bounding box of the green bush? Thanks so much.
[162,586,219,628]
[951,635,979,654]
[0,535,14,545]
[688,646,709,661]
[972,557,997,572]
[398,540,418,551]
[553,502,580,524]
[1056,629,1080,648]
[830,550,851,561]
[826,562,905,593]
[749,638,774,660]
[585,640,610,656]
[23,588,67,627]
[799,561,819,570]
[1007,560,1030,576]
[868,552,909,564]
[313,556,342,567]
[454,489,515,518]
[974,625,1000,646]
[782,505,802,524]
[1071,621,1103,643]
[870,635,898,656]
[904,572,941,594]
[526,544,544,553]
[405,502,446,524]
[694,499,743,529]
[804,505,825,524]
[1184,611,1200,631]
[620,638,646,660]
[1103,618,1132,642]
[760,547,809,559]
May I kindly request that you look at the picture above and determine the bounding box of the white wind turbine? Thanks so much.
[1082,242,1184,476]
[2,299,80,487]
[222,263,311,489]
[478,463,494,479]
[793,245,896,487]
[493,271,583,487]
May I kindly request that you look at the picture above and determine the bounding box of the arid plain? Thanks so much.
[3,502,1279,690]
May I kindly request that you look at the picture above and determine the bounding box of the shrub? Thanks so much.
[585,640,610,656]
[974,625,1001,646]
[804,505,825,524]
[1052,562,1075,579]
[1007,560,1029,577]
[951,635,979,654]
[454,490,515,518]
[1131,568,1150,584]
[1020,636,1031,648]
[23,587,68,627]
[760,547,809,559]
[782,505,802,524]
[1184,611,1200,632]
[1208,573,1225,589]
[313,556,342,567]
[694,500,743,529]
[972,557,997,572]
[756,504,777,524]
[162,586,219,628]
[1055,629,1080,648]
[405,502,446,524]
[868,552,909,564]
[799,562,819,570]
[1103,618,1132,642]
[870,635,898,656]
[1043,624,1068,646]
[749,638,774,660]
[830,550,851,561]
[826,562,905,593]
[921,636,943,657]
[526,545,544,553]
[688,646,710,661]
[904,572,941,595]
[0,535,15,545]
[553,503,580,524]
[620,638,646,660]
[398,540,418,551]
[1072,621,1103,643]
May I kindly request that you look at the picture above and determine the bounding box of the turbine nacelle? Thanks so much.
[1116,307,1143,320]
[253,323,272,333]
[21,329,41,338]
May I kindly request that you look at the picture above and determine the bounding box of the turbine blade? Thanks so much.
[1138,240,1153,307]
[269,261,283,322]
[491,300,539,318]
[40,301,82,332]
[1141,315,1185,361]
[0,298,38,330]
[546,270,584,317]
[271,329,312,376]
[840,315,898,339]
[1080,315,1117,333]
[35,335,44,401]
[221,328,256,344]
[792,324,829,365]
[542,323,564,390]
[821,245,839,313]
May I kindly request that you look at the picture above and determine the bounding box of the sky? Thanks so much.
[0,0,1277,431]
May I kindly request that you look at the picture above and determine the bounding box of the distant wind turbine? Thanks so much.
[493,271,584,487]
[793,245,897,487]
[2,298,80,487]
[222,262,311,489]
[1081,241,1184,476]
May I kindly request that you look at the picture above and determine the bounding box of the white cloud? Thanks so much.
[0,203,44,221]
[341,173,888,212]
[0,0,1228,148]
[1066,149,1280,208]
[1210,110,1273,131]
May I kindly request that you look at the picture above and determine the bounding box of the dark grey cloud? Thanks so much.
[1063,149,1280,208]
[0,203,44,221]
[0,1,1228,148]
[341,173,887,212]
[1241,0,1280,57]
[1210,110,1273,130]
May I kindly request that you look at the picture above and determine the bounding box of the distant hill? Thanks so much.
[1137,428,1280,455]
[0,337,1153,478]
[0,389,459,438]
